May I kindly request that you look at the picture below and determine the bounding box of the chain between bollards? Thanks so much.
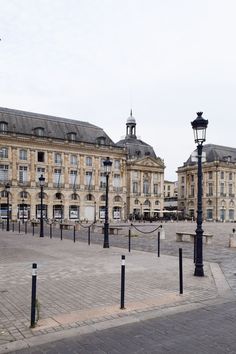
[30,263,37,328]
[179,248,183,294]
[120,255,125,309]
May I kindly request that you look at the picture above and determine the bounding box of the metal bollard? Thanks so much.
[30,263,37,328]
[120,255,126,309]
[50,223,52,239]
[25,221,27,234]
[18,221,21,234]
[88,226,91,245]
[12,222,14,232]
[32,223,34,236]
[128,229,131,253]
[157,231,160,257]
[73,225,76,243]
[60,224,63,241]
[179,248,183,294]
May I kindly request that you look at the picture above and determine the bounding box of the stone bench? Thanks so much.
[176,232,213,245]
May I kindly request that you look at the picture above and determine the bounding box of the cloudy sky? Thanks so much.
[1,0,236,180]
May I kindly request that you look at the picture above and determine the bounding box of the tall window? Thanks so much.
[220,183,225,196]
[100,173,106,188]
[181,185,185,198]
[0,147,8,158]
[206,209,213,220]
[153,184,158,195]
[54,153,62,164]
[113,174,120,188]
[37,151,45,162]
[190,185,194,197]
[114,160,120,170]
[54,169,61,184]
[132,182,138,193]
[229,209,234,220]
[85,171,92,185]
[143,180,149,194]
[19,166,28,183]
[70,170,77,185]
[220,171,224,179]
[208,183,213,196]
[229,172,233,180]
[86,156,92,166]
[19,149,27,160]
[229,183,233,196]
[181,176,185,183]
[208,171,213,179]
[70,154,77,165]
[0,165,8,182]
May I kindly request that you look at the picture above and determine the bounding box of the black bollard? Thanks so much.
[50,223,52,239]
[18,221,21,234]
[73,225,76,243]
[179,248,183,294]
[157,231,160,257]
[30,263,37,328]
[128,229,131,253]
[194,234,196,263]
[32,223,35,236]
[88,226,91,245]
[60,224,63,241]
[25,221,27,234]
[12,222,14,232]
[120,255,126,309]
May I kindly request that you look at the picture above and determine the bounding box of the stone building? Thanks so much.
[0,107,164,222]
[177,144,236,221]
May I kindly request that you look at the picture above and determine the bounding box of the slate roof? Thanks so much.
[184,144,236,166]
[0,107,115,145]
[116,137,157,159]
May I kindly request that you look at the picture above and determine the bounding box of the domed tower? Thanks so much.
[116,112,165,222]
[126,110,136,138]
[117,110,157,159]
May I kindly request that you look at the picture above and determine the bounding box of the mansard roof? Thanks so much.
[0,107,115,145]
[184,144,236,166]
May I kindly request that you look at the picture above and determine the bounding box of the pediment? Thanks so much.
[130,156,165,169]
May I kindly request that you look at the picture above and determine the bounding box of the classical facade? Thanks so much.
[177,144,236,221]
[0,107,164,222]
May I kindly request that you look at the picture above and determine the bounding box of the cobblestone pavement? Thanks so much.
[0,221,235,353]
[11,300,236,354]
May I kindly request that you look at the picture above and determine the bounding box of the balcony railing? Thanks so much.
[84,185,95,191]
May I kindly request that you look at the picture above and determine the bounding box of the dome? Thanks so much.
[126,109,136,124]
[116,137,157,160]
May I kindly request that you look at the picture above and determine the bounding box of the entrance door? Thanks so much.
[84,206,94,221]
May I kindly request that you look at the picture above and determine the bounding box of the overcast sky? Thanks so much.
[1,0,236,180]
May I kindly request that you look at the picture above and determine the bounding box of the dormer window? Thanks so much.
[96,137,105,145]
[0,122,8,134]
[34,127,44,137]
[67,132,76,141]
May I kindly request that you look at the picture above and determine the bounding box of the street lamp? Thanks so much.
[22,198,25,224]
[103,157,112,248]
[191,112,208,277]
[39,174,45,238]
[5,183,10,231]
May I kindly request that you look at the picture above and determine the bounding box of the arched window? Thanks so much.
[55,192,62,200]
[114,195,122,202]
[144,199,150,206]
[134,199,139,205]
[86,194,94,201]
[1,190,8,197]
[20,191,28,199]
[100,194,106,202]
[71,193,79,200]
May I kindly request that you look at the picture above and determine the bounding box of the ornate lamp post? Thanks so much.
[191,112,208,277]
[103,157,112,248]
[22,198,25,224]
[39,174,45,238]
[5,183,10,231]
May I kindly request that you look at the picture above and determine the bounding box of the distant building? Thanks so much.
[0,107,165,222]
[163,180,178,212]
[177,144,236,221]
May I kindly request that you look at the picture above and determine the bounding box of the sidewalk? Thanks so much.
[0,230,234,353]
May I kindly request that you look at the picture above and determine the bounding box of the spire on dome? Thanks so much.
[126,110,136,138]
